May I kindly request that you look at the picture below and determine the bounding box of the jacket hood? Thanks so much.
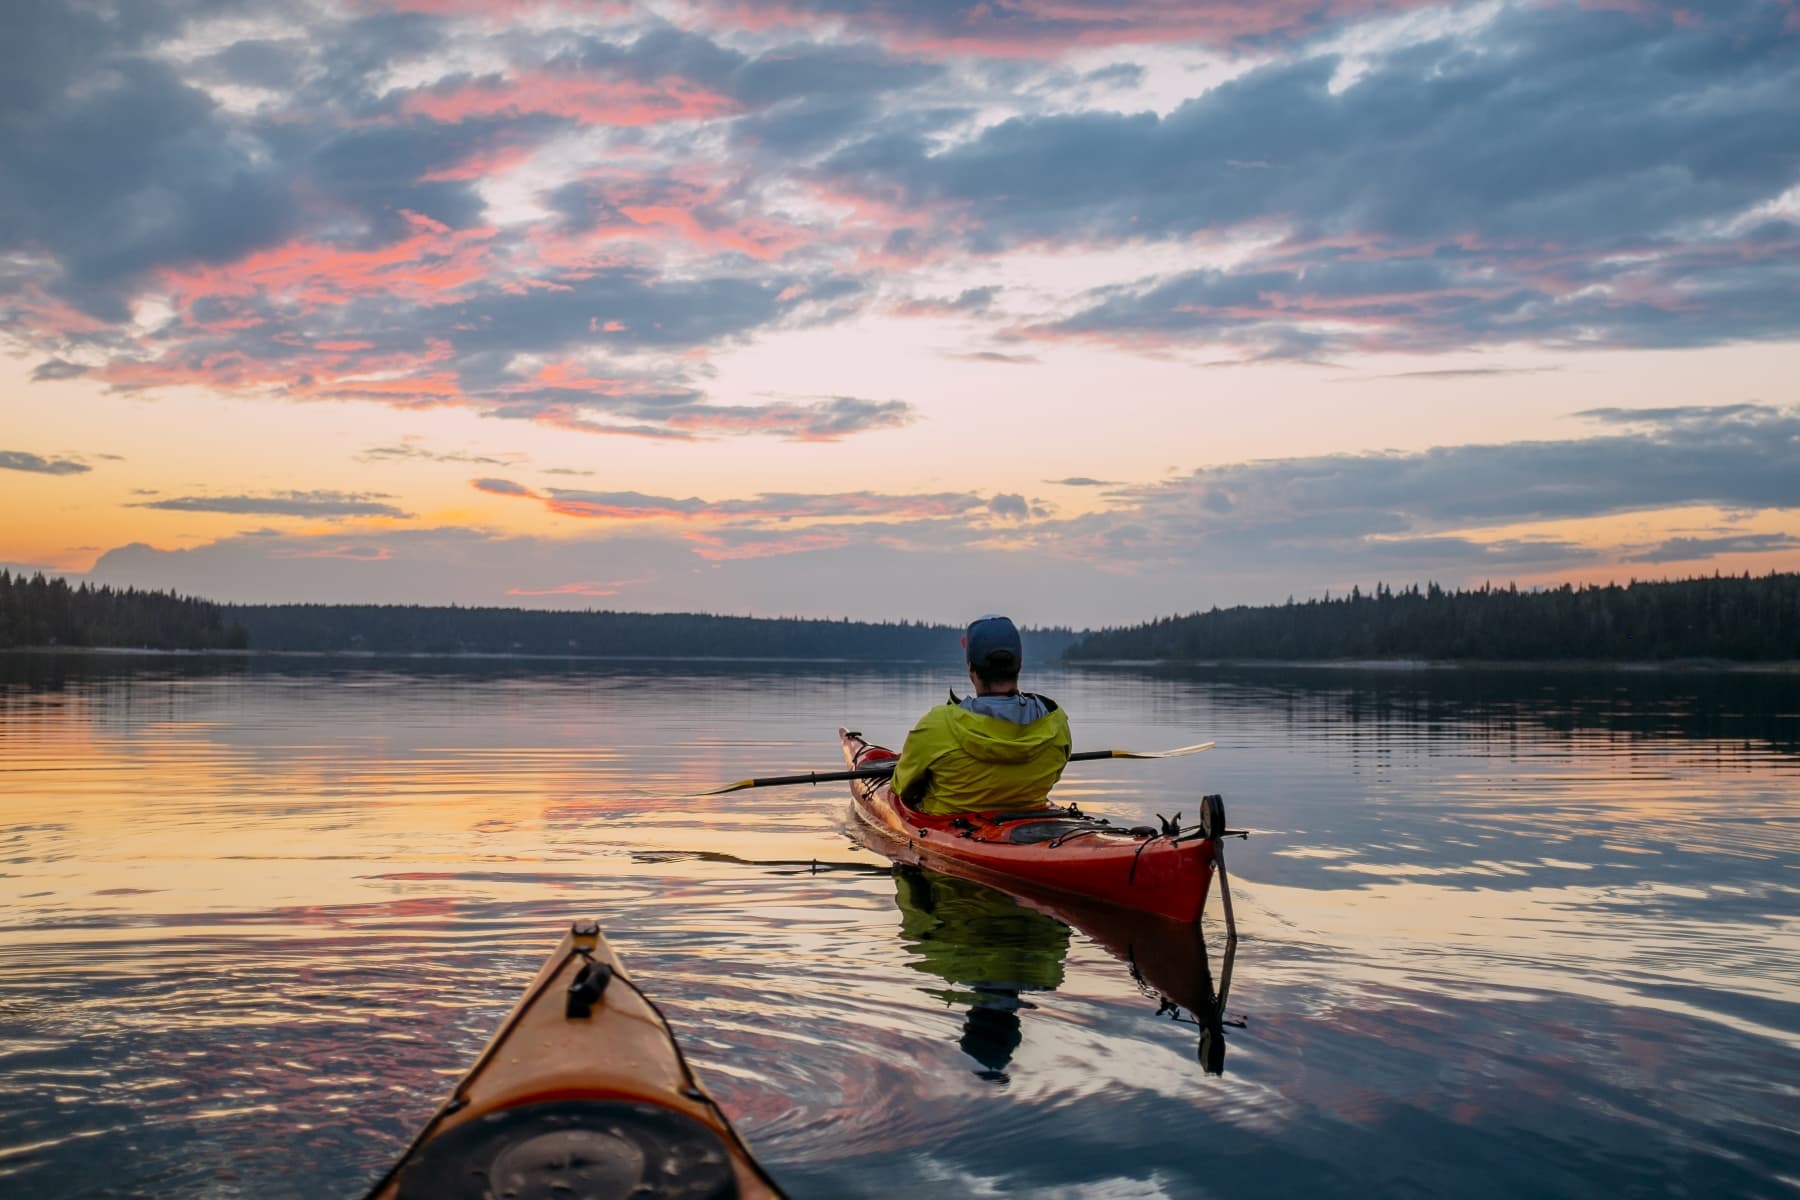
[943,704,1065,764]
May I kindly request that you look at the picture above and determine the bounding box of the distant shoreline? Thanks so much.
[1068,656,1800,674]
[0,646,946,666]
[5,645,1798,673]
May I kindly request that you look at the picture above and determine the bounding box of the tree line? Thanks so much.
[0,571,248,650]
[6,569,1796,662]
[227,604,1078,662]
[1064,573,1800,663]
[0,576,1076,661]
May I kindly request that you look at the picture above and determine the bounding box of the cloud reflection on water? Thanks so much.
[0,655,1795,1197]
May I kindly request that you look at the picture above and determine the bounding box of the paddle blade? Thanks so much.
[1107,741,1215,759]
[696,778,759,796]
[694,764,898,796]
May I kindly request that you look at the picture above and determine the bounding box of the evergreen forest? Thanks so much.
[226,604,1080,662]
[0,572,247,650]
[5,569,1797,663]
[1064,573,1800,663]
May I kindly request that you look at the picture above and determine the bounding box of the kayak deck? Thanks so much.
[365,920,784,1199]
[840,728,1223,924]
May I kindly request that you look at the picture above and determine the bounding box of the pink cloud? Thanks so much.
[9,284,117,339]
[161,212,498,312]
[505,578,645,596]
[541,495,701,520]
[520,406,701,441]
[890,298,973,318]
[684,529,854,560]
[418,142,538,183]
[271,544,396,561]
[657,404,886,442]
[291,372,471,407]
[101,339,465,407]
[401,72,736,127]
[101,352,332,394]
[612,204,811,261]
[478,477,990,524]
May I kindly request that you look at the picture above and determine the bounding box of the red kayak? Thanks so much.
[840,727,1225,924]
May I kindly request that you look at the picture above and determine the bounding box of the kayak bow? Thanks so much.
[364,920,785,1200]
[840,728,1226,924]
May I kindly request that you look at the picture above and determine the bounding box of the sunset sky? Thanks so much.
[3,0,1797,627]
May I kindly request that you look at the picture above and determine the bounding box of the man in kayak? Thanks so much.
[891,614,1072,814]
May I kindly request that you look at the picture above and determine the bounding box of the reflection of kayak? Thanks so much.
[364,921,784,1200]
[841,728,1222,923]
[891,864,1239,1075]
[993,873,1239,1074]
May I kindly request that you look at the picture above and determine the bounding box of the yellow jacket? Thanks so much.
[891,698,1071,815]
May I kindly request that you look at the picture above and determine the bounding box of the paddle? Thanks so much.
[699,741,1214,795]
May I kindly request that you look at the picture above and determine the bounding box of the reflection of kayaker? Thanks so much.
[364,920,784,1199]
[892,866,1071,1079]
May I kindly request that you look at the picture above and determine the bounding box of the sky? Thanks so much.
[3,0,1798,628]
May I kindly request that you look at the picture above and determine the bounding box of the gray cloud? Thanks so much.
[904,286,997,314]
[1624,533,1800,564]
[72,401,1800,623]
[731,42,942,108]
[947,350,1039,365]
[486,388,912,442]
[0,5,909,443]
[829,4,1800,248]
[299,117,506,237]
[202,37,309,89]
[460,270,804,358]
[988,493,1029,520]
[78,525,1120,621]
[686,395,911,440]
[1574,404,1773,427]
[540,489,709,515]
[0,450,91,475]
[820,1,1800,356]
[693,0,1448,53]
[358,445,514,466]
[525,487,986,521]
[30,359,90,381]
[131,491,411,518]
[0,2,300,319]
[1056,406,1800,575]
[1047,477,1118,487]
[1352,367,1562,382]
[472,478,534,497]
[1,0,1794,482]
[1210,407,1792,522]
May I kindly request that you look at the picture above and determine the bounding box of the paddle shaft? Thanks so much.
[718,745,1209,792]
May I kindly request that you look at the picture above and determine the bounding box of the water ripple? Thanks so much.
[1,657,1796,1198]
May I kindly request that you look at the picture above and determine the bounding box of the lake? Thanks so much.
[1,655,1795,1198]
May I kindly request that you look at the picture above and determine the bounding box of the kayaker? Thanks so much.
[890,614,1072,814]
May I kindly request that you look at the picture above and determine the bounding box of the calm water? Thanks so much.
[1,655,1796,1198]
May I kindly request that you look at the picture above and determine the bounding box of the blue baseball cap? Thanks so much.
[963,614,1022,673]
